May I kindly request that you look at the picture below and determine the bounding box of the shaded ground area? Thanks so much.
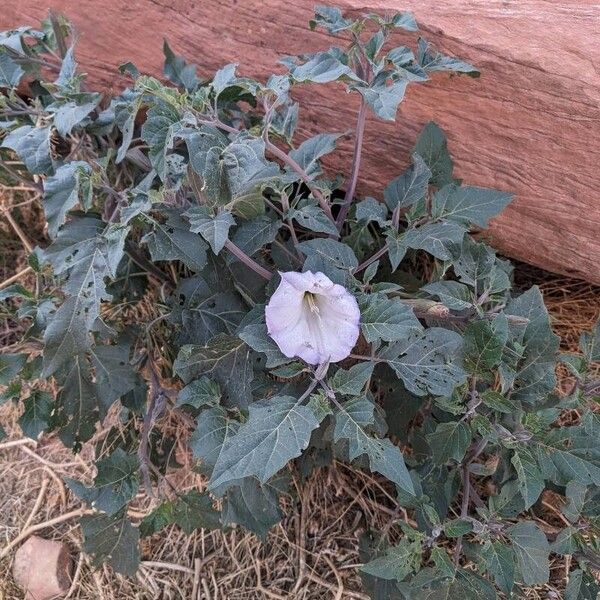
[1,184,599,599]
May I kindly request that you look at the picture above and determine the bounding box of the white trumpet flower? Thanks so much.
[265,271,361,365]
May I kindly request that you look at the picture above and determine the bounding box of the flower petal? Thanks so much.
[265,271,360,365]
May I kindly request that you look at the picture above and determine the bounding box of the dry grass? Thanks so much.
[1,184,599,600]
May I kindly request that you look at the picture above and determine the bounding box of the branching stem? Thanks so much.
[264,138,335,224]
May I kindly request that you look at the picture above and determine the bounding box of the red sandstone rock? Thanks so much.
[13,535,73,600]
[2,1,600,283]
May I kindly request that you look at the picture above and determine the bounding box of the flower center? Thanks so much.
[304,292,321,316]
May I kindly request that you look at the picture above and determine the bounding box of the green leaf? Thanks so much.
[443,519,473,538]
[403,220,466,260]
[81,511,140,576]
[42,217,129,376]
[208,396,323,491]
[173,275,246,346]
[288,133,340,178]
[177,377,221,409]
[360,540,419,582]
[359,294,423,343]
[238,322,290,368]
[391,12,418,31]
[183,125,229,204]
[170,490,221,534]
[0,353,26,384]
[288,51,361,84]
[222,475,287,538]
[139,501,174,537]
[220,137,280,211]
[330,362,374,396]
[422,281,473,311]
[43,161,92,238]
[54,46,79,89]
[563,480,587,523]
[174,334,254,409]
[413,121,454,189]
[479,390,518,414]
[511,449,544,509]
[432,184,513,228]
[580,319,600,362]
[143,211,208,272]
[0,51,24,87]
[454,237,511,297]
[384,153,431,212]
[69,449,139,515]
[381,328,466,397]
[463,317,507,377]
[2,125,52,174]
[417,38,479,77]
[358,80,408,121]
[229,215,281,260]
[51,98,99,137]
[506,522,549,586]
[310,5,355,33]
[163,40,199,91]
[297,239,358,285]
[533,418,600,487]
[141,101,182,180]
[0,381,22,405]
[427,421,471,464]
[114,91,142,164]
[551,527,582,556]
[355,197,388,225]
[480,541,515,596]
[18,390,53,439]
[289,202,338,235]
[334,396,414,495]
[190,406,240,473]
[364,31,385,64]
[505,286,560,404]
[55,355,98,448]
[90,339,138,415]
[186,207,236,255]
[269,101,298,143]
[565,569,600,600]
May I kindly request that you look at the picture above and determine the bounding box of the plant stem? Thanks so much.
[125,241,175,291]
[224,238,273,281]
[336,96,367,229]
[0,161,42,191]
[264,138,335,225]
[353,242,389,275]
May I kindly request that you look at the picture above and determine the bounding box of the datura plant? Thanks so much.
[1,7,599,598]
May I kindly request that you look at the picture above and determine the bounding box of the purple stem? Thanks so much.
[353,242,389,275]
[224,238,273,281]
[336,96,367,229]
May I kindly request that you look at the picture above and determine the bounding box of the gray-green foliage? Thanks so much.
[0,8,598,597]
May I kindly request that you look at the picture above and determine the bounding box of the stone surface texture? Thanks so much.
[3,1,600,282]
[12,535,72,600]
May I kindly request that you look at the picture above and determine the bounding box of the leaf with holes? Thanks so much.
[381,328,466,397]
[359,294,423,343]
